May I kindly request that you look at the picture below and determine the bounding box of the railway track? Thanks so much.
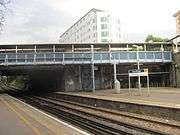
[45,95,180,130]
[20,95,173,135]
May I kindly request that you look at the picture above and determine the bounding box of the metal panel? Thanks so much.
[0,51,172,66]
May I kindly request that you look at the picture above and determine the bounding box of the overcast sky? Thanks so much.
[0,0,179,44]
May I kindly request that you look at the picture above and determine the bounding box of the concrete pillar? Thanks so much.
[171,52,180,87]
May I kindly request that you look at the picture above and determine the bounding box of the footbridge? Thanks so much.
[0,43,174,91]
[0,43,173,66]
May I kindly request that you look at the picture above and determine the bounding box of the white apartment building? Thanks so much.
[174,10,180,35]
[59,8,122,43]
[173,11,180,50]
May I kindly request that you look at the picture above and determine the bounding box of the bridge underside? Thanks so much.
[0,62,172,92]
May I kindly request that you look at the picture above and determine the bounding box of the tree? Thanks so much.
[145,34,168,42]
[0,0,10,32]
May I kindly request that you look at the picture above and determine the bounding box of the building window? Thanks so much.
[101,39,108,42]
[92,19,96,23]
[101,17,108,22]
[101,24,108,29]
[101,31,109,37]
[93,33,96,37]
[93,26,96,30]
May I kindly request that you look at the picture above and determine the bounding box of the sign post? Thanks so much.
[128,68,149,96]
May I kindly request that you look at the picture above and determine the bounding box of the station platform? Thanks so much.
[58,87,180,108]
[55,87,180,122]
[0,94,89,135]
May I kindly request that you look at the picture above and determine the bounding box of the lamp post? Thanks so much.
[132,45,143,95]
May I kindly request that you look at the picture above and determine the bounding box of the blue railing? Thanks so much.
[0,51,172,65]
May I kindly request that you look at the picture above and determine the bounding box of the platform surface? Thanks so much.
[58,87,180,108]
[0,94,89,135]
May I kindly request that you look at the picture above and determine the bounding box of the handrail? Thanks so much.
[0,51,172,66]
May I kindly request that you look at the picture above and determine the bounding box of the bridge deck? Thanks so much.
[0,43,173,65]
[0,51,172,65]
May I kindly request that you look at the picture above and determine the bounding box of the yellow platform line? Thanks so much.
[11,101,59,135]
[2,99,43,135]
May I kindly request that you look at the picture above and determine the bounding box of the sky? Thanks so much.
[0,0,179,44]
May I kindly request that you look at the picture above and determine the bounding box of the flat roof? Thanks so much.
[0,42,173,49]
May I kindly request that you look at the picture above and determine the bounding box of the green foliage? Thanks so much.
[145,34,168,42]
[6,76,28,89]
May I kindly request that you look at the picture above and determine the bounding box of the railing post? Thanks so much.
[144,44,146,51]
[53,53,56,62]
[25,54,27,63]
[53,45,56,52]
[33,45,37,63]
[16,45,17,63]
[44,53,46,62]
[53,45,56,62]
[34,53,36,63]
[161,44,164,62]
[16,54,17,63]
[72,44,74,52]
[5,54,8,64]
[127,44,129,62]
[170,52,172,61]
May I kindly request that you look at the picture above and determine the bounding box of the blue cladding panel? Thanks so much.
[36,53,44,62]
[46,53,54,61]
[146,52,154,59]
[27,54,34,62]
[154,52,162,59]
[101,53,109,60]
[129,52,137,59]
[55,53,63,61]
[0,51,172,65]
[163,52,171,60]
[139,52,146,59]
[17,54,25,62]
[7,54,16,63]
[111,53,119,60]
[94,53,101,60]
[120,52,128,60]
[0,54,6,63]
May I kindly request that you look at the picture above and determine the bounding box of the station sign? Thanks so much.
[128,68,148,77]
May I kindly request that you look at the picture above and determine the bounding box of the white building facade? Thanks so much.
[174,10,180,35]
[59,8,122,43]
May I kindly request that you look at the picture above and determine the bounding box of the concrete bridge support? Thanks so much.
[171,52,180,87]
[63,65,112,92]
